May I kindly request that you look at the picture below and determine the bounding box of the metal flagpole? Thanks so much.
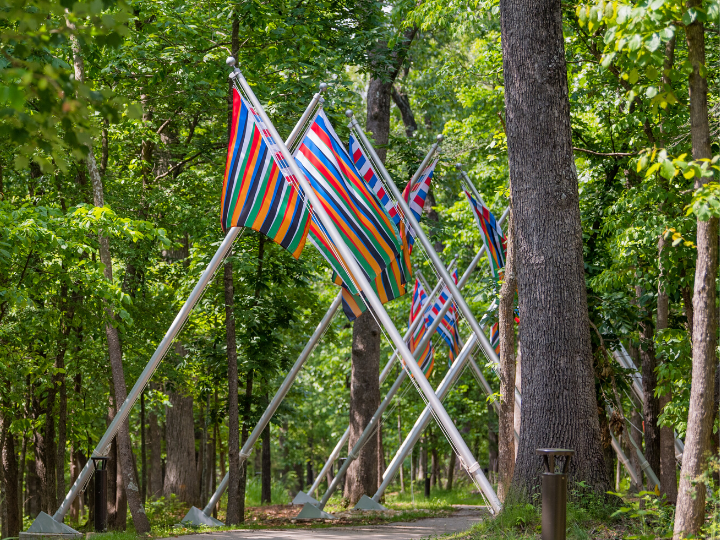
[312,233,507,511]
[180,293,343,525]
[611,432,641,486]
[231,61,501,513]
[47,228,242,526]
[303,256,459,501]
[177,83,333,524]
[374,336,478,503]
[614,345,684,457]
[346,112,501,371]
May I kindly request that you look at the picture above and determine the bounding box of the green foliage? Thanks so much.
[609,489,674,540]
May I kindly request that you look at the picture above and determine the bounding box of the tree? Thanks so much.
[673,0,717,535]
[500,0,611,494]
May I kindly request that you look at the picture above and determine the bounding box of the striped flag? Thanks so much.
[402,158,438,221]
[405,278,434,378]
[349,134,401,226]
[294,110,403,294]
[425,270,462,364]
[464,189,506,279]
[490,322,500,355]
[221,87,310,257]
[337,221,411,321]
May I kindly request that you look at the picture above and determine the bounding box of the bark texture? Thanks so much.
[498,212,516,502]
[261,422,271,504]
[656,235,678,503]
[500,0,610,494]
[673,1,717,535]
[2,424,20,538]
[639,314,660,487]
[147,387,163,500]
[163,390,198,505]
[344,311,381,504]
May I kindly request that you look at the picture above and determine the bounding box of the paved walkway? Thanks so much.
[167,507,486,540]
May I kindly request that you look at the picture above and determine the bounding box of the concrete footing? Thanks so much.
[353,495,388,511]
[179,506,225,527]
[291,491,320,506]
[21,512,82,540]
[295,503,336,520]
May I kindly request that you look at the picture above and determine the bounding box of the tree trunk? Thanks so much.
[163,390,199,505]
[261,422,271,504]
[2,422,20,537]
[445,452,456,491]
[656,236,678,503]
[637,288,660,487]
[500,0,610,496]
[147,390,163,500]
[630,410,644,491]
[66,21,150,533]
[514,347,522,456]
[34,389,57,514]
[140,391,146,503]
[344,311,381,505]
[498,212,517,502]
[488,404,499,476]
[673,1,716,535]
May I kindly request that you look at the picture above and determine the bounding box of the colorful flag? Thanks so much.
[337,221,411,321]
[490,322,500,355]
[221,87,310,257]
[294,110,403,294]
[349,134,400,226]
[402,158,438,222]
[425,269,462,364]
[406,278,434,378]
[464,189,506,279]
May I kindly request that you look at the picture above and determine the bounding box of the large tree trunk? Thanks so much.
[488,404,499,477]
[500,0,610,495]
[498,212,517,502]
[673,1,716,535]
[34,389,57,514]
[163,390,199,505]
[344,311,381,505]
[638,289,660,486]
[66,21,150,533]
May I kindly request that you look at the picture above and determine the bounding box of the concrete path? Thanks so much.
[167,507,486,540]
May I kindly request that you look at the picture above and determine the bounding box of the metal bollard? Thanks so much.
[536,449,574,540]
[91,456,109,532]
[424,476,431,499]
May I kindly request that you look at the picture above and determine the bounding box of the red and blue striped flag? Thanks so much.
[221,87,310,257]
[405,278,434,378]
[294,110,403,294]
[464,189,506,279]
[425,269,462,364]
[402,158,438,223]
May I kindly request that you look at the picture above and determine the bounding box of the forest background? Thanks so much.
[0,0,719,537]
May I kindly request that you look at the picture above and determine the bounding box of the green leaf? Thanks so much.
[646,33,661,52]
[646,86,658,98]
[661,159,676,179]
[682,8,698,25]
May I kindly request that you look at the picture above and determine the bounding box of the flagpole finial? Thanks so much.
[319,83,328,92]
[226,56,236,67]
[345,110,354,119]
[455,163,463,170]
[436,134,444,143]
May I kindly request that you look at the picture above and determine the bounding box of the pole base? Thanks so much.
[179,506,225,527]
[22,512,82,540]
[295,503,336,520]
[353,495,388,511]
[291,491,320,506]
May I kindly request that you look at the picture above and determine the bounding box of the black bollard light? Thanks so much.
[91,456,109,533]
[424,476,431,498]
[536,449,574,540]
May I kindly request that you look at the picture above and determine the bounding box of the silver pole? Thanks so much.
[305,256,459,499]
[202,292,342,515]
[234,65,500,512]
[315,251,494,508]
[286,84,328,149]
[377,336,477,500]
[347,114,500,371]
[53,227,241,521]
[614,344,684,458]
[610,432,641,486]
